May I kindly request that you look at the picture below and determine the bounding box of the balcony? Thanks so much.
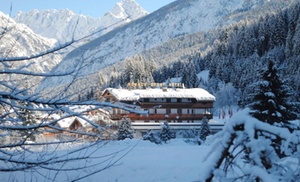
[111,113,212,121]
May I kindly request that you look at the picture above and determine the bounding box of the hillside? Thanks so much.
[38,0,285,96]
[0,12,62,89]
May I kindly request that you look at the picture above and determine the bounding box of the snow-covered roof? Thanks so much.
[104,88,215,101]
[57,117,91,128]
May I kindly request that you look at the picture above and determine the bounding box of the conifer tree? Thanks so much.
[181,60,199,88]
[117,117,134,140]
[160,121,175,142]
[248,60,297,130]
[18,101,38,141]
[199,117,211,144]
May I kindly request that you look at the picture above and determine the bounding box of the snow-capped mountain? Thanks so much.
[14,0,148,44]
[0,12,60,74]
[38,0,270,90]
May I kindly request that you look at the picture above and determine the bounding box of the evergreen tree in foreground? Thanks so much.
[117,117,134,140]
[248,60,298,157]
[248,60,297,130]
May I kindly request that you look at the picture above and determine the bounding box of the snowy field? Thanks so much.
[2,109,299,182]
[1,138,212,182]
[89,139,210,182]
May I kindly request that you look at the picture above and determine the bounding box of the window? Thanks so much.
[205,108,212,114]
[170,109,177,114]
[149,109,155,114]
[182,109,194,114]
[171,98,177,102]
[182,98,190,102]
[195,109,205,114]
[156,109,166,114]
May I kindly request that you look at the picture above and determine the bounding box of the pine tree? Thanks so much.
[285,3,300,57]
[248,60,297,130]
[117,117,134,140]
[160,121,175,142]
[273,12,288,46]
[198,117,211,144]
[292,16,300,55]
[181,60,199,88]
[19,101,38,141]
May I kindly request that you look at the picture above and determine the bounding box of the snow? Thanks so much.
[0,139,212,182]
[105,87,216,101]
[14,1,147,44]
[1,109,299,181]
[197,70,210,83]
[38,0,258,91]
[57,116,91,128]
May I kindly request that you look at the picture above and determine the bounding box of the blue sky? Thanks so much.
[1,0,176,17]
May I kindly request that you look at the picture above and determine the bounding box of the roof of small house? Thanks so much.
[57,117,91,128]
[103,88,216,102]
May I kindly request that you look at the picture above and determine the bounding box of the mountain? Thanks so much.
[39,0,294,96]
[14,0,148,44]
[0,11,60,74]
[0,11,63,91]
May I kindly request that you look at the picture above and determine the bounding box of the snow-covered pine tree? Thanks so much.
[18,101,38,141]
[117,117,134,140]
[160,121,175,142]
[181,60,199,88]
[248,60,298,157]
[198,117,211,144]
[248,60,297,130]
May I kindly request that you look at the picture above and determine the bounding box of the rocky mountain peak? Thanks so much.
[13,0,148,43]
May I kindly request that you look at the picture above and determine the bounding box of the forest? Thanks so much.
[103,2,300,115]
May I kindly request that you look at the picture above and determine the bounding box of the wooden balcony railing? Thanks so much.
[111,113,213,121]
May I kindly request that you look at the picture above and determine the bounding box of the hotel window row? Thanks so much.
[148,108,211,115]
[140,98,193,103]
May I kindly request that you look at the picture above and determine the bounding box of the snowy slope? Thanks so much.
[37,0,243,90]
[14,0,148,44]
[0,138,212,182]
[0,12,61,74]
[38,0,294,94]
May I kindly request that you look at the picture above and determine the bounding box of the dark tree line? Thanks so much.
[107,56,203,89]
[203,2,300,110]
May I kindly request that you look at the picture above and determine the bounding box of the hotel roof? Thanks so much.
[104,88,216,102]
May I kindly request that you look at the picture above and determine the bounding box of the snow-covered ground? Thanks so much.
[90,139,210,182]
[1,139,211,182]
[2,109,299,182]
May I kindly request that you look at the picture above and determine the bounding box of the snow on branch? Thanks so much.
[202,108,300,181]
